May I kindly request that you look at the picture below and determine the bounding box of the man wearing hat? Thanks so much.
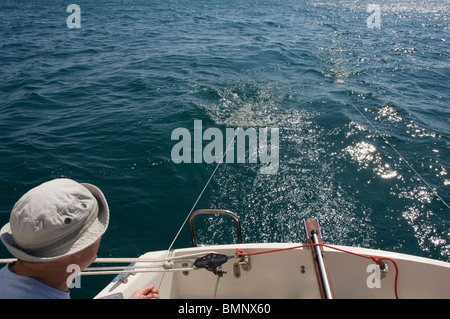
[0,178,159,299]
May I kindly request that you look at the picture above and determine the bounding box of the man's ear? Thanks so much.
[59,252,82,267]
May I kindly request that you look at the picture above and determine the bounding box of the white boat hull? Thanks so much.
[94,243,450,299]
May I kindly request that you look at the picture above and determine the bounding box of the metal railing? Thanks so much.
[188,209,243,247]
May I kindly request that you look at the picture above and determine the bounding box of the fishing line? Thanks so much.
[156,126,242,290]
[345,90,450,210]
[167,127,242,251]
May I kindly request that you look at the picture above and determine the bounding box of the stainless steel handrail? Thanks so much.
[189,209,243,247]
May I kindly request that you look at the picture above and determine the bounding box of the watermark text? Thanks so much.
[171,120,279,175]
[67,264,81,288]
[66,4,81,29]
[367,4,381,29]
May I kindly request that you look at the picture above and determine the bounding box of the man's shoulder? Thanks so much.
[0,263,70,299]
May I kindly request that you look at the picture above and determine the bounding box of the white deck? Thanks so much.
[94,243,450,299]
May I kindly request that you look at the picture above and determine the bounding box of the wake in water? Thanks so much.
[189,1,449,260]
[192,81,377,248]
[192,78,449,260]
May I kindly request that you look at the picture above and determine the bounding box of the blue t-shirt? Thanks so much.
[0,263,70,299]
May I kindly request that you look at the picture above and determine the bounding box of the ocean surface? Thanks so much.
[0,0,448,298]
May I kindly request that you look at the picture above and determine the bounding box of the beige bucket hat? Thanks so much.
[0,179,109,262]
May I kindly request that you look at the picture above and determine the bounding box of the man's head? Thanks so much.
[0,179,109,263]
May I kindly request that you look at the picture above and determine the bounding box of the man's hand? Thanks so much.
[128,285,160,299]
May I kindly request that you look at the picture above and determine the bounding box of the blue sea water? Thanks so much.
[0,0,448,298]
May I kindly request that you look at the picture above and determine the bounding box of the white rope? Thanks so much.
[155,127,241,289]
[77,250,220,276]
[92,251,219,264]
[80,267,195,276]
[167,127,241,251]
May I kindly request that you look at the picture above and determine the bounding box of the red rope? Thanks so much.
[235,243,399,299]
